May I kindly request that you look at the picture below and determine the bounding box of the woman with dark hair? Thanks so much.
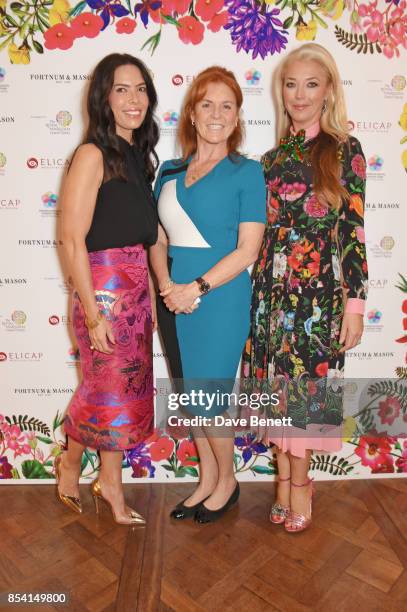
[243,43,368,532]
[150,66,266,523]
[57,53,158,525]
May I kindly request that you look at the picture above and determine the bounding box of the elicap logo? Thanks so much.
[0,351,43,362]
[49,314,70,325]
[27,157,69,169]
[0,67,5,82]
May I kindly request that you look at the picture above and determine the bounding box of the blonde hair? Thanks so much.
[273,43,350,208]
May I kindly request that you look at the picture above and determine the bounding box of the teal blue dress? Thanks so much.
[154,155,266,414]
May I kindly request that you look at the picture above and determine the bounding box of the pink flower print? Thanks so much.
[303,194,329,218]
[378,396,401,426]
[351,154,366,179]
[267,177,281,193]
[4,425,25,451]
[363,10,384,43]
[356,226,365,243]
[396,441,407,473]
[278,182,307,202]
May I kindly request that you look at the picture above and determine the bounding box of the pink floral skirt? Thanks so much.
[257,422,342,458]
[64,246,154,451]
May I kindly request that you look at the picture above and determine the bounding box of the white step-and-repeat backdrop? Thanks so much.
[0,0,406,482]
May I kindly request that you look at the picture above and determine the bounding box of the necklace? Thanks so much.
[187,156,224,185]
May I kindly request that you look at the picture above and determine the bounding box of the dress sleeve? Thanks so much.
[337,137,368,312]
[238,160,267,224]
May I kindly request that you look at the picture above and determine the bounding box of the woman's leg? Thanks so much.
[201,433,236,510]
[287,450,313,518]
[98,450,135,523]
[183,428,218,507]
[274,447,291,506]
[58,436,84,497]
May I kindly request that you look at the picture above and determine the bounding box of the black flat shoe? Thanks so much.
[170,496,209,520]
[194,483,240,524]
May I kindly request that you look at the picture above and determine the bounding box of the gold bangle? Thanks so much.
[85,310,104,330]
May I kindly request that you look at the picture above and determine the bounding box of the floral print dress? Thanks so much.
[243,134,368,443]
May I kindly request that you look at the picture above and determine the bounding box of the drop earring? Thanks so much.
[191,119,195,126]
[321,99,327,114]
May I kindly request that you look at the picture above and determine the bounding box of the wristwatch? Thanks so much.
[195,276,211,295]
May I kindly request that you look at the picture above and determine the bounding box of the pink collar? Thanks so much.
[290,121,320,142]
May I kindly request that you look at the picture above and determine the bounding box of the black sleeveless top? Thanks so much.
[85,138,158,252]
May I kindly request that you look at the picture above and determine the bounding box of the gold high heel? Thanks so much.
[91,479,146,526]
[54,454,82,515]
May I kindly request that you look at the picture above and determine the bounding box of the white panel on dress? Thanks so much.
[158,179,211,248]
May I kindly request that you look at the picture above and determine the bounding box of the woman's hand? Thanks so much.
[160,282,200,314]
[339,313,363,353]
[89,317,116,354]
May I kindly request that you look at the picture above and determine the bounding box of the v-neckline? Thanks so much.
[183,155,229,190]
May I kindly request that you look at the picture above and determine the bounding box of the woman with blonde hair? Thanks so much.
[150,66,265,523]
[243,43,368,532]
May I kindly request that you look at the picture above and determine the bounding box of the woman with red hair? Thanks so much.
[150,66,265,523]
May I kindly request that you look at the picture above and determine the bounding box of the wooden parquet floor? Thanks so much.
[1,479,407,612]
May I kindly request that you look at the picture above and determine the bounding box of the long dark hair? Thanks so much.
[85,53,159,183]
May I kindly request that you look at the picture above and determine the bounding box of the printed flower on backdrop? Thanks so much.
[395,441,407,472]
[125,442,155,477]
[378,396,401,425]
[134,0,162,27]
[351,153,366,179]
[176,439,199,465]
[195,0,224,21]
[71,13,104,37]
[177,16,205,44]
[371,453,395,473]
[207,11,229,32]
[8,43,30,64]
[235,433,268,463]
[360,6,383,42]
[44,23,76,49]
[116,17,137,32]
[87,0,130,30]
[225,0,288,59]
[320,0,344,20]
[49,0,71,25]
[355,435,392,470]
[149,436,175,461]
[296,20,318,41]
[161,0,190,13]
[0,456,13,479]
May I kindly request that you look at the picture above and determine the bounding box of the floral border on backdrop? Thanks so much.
[0,0,406,64]
[1,374,406,480]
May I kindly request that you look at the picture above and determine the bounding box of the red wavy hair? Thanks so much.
[178,66,244,161]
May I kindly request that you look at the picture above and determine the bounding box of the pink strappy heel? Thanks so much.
[284,477,314,533]
[269,475,291,524]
